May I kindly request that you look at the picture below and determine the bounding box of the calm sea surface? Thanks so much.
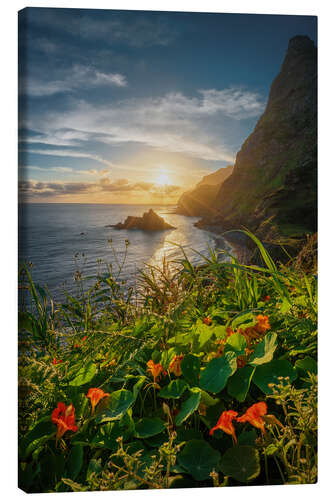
[19,203,232,301]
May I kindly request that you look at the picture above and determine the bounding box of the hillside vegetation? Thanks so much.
[18,232,317,492]
[181,36,317,246]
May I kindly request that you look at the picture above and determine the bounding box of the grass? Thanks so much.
[18,232,317,492]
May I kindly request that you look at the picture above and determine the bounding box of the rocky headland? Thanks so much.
[178,36,317,262]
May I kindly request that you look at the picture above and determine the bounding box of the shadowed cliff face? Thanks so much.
[176,165,233,216]
[209,35,317,242]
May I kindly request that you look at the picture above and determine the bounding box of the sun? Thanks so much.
[156,169,172,186]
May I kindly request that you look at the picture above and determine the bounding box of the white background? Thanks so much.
[1,1,331,499]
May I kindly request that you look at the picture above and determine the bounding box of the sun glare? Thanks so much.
[156,170,172,186]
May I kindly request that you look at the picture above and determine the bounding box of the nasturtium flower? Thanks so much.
[255,315,271,334]
[209,410,238,444]
[87,387,110,413]
[237,402,267,433]
[147,360,166,382]
[169,354,184,376]
[202,316,212,326]
[52,402,78,443]
[52,358,62,365]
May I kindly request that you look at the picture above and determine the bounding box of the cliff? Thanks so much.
[176,165,233,216]
[199,35,317,245]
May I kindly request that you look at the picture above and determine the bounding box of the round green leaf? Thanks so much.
[249,333,277,366]
[67,445,83,480]
[178,439,221,481]
[97,390,135,423]
[24,418,55,447]
[199,352,237,394]
[227,366,256,402]
[134,417,165,438]
[175,388,201,426]
[193,323,214,351]
[220,445,260,482]
[181,354,200,385]
[226,332,247,355]
[295,356,317,374]
[159,379,188,399]
[69,362,96,386]
[253,359,297,394]
[92,414,134,448]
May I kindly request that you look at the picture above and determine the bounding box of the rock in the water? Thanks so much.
[112,209,176,231]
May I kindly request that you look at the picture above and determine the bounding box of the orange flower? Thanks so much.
[52,402,78,442]
[255,315,270,334]
[169,354,184,376]
[87,388,110,413]
[52,358,62,365]
[147,360,166,382]
[74,343,80,349]
[236,355,247,368]
[82,335,87,342]
[202,316,212,326]
[237,402,267,433]
[209,410,238,444]
[263,295,270,302]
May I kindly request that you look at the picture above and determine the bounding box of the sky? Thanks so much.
[18,8,317,204]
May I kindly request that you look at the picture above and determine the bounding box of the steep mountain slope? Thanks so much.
[201,35,317,243]
[176,165,233,216]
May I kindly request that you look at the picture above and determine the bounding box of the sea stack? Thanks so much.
[112,209,176,231]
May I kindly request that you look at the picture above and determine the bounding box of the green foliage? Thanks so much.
[227,366,256,402]
[134,418,165,438]
[199,352,237,393]
[178,440,221,480]
[175,388,201,426]
[18,231,317,492]
[220,446,260,482]
[253,360,297,395]
[159,379,188,399]
[97,390,135,423]
[249,332,277,366]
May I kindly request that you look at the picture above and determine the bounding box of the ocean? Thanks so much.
[18,203,232,301]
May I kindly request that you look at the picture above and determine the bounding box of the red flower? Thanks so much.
[52,358,62,365]
[263,295,270,302]
[255,315,271,334]
[74,343,80,349]
[209,410,238,444]
[237,402,267,433]
[87,388,110,413]
[52,402,78,442]
[82,335,87,342]
[169,354,184,377]
[202,316,212,326]
[147,360,166,382]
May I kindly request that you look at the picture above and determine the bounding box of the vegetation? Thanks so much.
[18,231,317,492]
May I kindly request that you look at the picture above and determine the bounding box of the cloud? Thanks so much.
[19,165,111,177]
[23,87,265,162]
[19,64,127,96]
[18,178,182,199]
[19,147,112,167]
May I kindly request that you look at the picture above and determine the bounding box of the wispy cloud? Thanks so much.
[24,87,265,162]
[19,64,127,96]
[19,148,112,167]
[19,165,111,176]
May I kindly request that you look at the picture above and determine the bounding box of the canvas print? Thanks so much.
[18,7,317,493]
